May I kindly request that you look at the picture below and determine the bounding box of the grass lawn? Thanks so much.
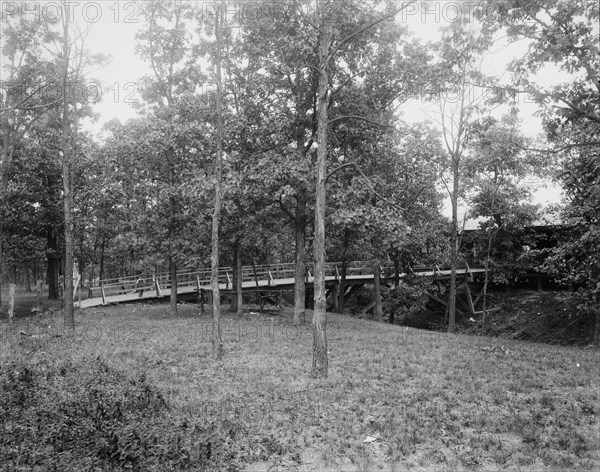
[1,302,599,471]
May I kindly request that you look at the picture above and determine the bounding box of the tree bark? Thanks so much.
[166,147,178,317]
[169,257,177,315]
[594,284,599,348]
[229,241,243,315]
[235,242,243,315]
[0,71,13,307]
[448,162,459,334]
[339,261,347,313]
[99,232,106,281]
[61,7,74,330]
[293,189,307,325]
[229,245,239,313]
[25,265,31,292]
[338,229,349,313]
[311,7,330,379]
[47,230,59,300]
[211,6,224,359]
[373,261,383,321]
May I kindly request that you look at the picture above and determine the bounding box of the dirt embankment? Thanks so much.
[402,290,599,347]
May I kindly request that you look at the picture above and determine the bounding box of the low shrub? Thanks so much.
[0,357,239,471]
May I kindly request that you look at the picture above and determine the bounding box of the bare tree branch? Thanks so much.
[326,161,405,214]
[278,194,296,222]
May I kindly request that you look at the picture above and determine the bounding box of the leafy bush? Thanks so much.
[0,357,239,471]
[383,275,433,324]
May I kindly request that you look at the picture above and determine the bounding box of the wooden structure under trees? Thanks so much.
[78,262,485,311]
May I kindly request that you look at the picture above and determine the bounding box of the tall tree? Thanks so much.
[136,0,197,317]
[309,0,419,377]
[60,1,75,329]
[479,0,599,343]
[210,4,225,359]
[0,16,60,302]
[430,21,495,333]
[466,114,540,324]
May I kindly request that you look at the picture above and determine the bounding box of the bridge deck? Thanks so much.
[78,267,485,309]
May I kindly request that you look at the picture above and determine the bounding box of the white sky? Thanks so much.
[2,0,570,214]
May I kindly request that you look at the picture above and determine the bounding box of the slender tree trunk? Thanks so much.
[230,245,239,313]
[229,242,243,315]
[338,229,349,313]
[448,165,459,334]
[61,10,74,330]
[391,256,400,323]
[0,208,4,306]
[339,261,347,313]
[210,6,224,359]
[594,284,599,348]
[235,241,242,316]
[594,309,600,348]
[169,257,177,315]
[293,189,307,325]
[394,255,400,288]
[482,229,497,328]
[166,147,178,317]
[99,233,106,281]
[25,265,31,292]
[47,229,59,300]
[0,82,13,307]
[311,8,330,379]
[373,261,383,321]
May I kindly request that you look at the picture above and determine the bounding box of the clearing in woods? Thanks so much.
[1,303,598,472]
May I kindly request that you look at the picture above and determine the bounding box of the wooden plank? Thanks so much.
[80,263,489,309]
[361,301,375,314]
[253,262,260,288]
[424,291,468,316]
[472,286,486,307]
[425,291,447,307]
[463,281,476,314]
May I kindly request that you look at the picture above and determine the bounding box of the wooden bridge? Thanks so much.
[78,262,486,311]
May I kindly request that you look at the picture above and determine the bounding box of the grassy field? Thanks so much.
[1,302,599,471]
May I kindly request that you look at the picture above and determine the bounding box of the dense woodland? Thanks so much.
[1,1,599,373]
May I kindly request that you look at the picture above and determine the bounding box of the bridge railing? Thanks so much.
[90,260,478,300]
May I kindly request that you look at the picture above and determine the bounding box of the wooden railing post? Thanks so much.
[101,285,106,305]
[253,262,260,288]
[154,278,162,297]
